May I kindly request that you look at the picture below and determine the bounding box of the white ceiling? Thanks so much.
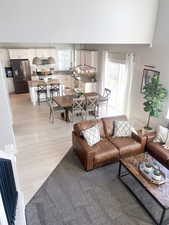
[0,0,159,44]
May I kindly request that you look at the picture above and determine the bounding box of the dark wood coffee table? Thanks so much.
[119,153,169,225]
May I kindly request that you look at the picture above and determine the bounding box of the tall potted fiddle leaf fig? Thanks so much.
[143,75,167,129]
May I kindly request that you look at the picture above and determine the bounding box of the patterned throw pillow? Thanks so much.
[113,120,132,137]
[82,124,101,146]
[153,125,169,143]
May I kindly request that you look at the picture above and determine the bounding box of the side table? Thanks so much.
[137,130,156,143]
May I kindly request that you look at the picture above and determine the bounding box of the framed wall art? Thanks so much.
[140,69,160,93]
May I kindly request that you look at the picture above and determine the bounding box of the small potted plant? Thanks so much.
[79,91,84,96]
[144,162,153,173]
[152,169,162,181]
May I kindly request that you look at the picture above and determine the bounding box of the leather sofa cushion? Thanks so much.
[102,115,127,137]
[147,142,169,163]
[166,160,169,169]
[74,119,106,138]
[109,137,142,158]
[94,139,119,164]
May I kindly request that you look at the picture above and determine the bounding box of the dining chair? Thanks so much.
[37,83,48,105]
[49,83,60,100]
[48,100,65,123]
[99,88,111,103]
[70,96,86,122]
[98,88,111,114]
[86,95,98,119]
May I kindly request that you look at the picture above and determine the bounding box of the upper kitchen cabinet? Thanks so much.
[9,49,31,59]
[75,50,98,70]
[9,49,56,62]
[8,48,58,75]
[34,49,56,59]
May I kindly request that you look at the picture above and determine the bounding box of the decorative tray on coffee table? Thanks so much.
[139,162,166,185]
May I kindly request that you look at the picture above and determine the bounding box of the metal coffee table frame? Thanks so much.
[118,160,169,225]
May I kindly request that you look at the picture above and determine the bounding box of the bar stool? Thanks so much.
[37,83,48,105]
[49,83,60,99]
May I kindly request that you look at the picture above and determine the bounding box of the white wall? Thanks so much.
[84,44,150,127]
[129,0,169,127]
[0,63,16,150]
[85,0,169,128]
[0,0,158,44]
[0,49,15,93]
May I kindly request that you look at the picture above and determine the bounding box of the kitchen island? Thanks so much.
[28,73,75,105]
[28,73,97,105]
[28,80,65,106]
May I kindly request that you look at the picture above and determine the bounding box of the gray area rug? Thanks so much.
[26,149,168,225]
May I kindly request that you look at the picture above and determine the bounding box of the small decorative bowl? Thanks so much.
[152,170,162,181]
[143,162,153,173]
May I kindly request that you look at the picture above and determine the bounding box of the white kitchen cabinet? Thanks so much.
[91,51,98,69]
[6,78,15,93]
[9,49,37,67]
[35,49,46,58]
[0,49,10,67]
[54,75,74,88]
[75,50,82,66]
[8,49,57,73]
[34,49,55,58]
[9,48,56,61]
[27,49,36,64]
[85,82,97,93]
[75,50,98,70]
[85,51,91,66]
[76,80,97,93]
[9,49,30,59]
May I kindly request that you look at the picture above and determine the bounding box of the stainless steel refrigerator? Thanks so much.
[10,59,31,94]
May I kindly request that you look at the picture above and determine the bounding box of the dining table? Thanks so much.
[53,92,98,121]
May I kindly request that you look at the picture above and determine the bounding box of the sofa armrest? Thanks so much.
[72,131,95,171]
[145,131,156,143]
[132,132,147,151]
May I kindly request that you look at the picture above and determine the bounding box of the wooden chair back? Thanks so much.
[72,96,86,112]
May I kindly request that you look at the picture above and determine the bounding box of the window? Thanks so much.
[105,58,127,114]
[56,49,73,71]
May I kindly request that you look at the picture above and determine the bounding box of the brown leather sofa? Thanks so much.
[147,140,169,169]
[72,115,146,171]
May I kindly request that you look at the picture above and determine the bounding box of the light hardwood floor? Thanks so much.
[10,93,118,204]
[10,94,73,204]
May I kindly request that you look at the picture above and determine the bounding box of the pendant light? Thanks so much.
[48,57,55,64]
[32,57,41,65]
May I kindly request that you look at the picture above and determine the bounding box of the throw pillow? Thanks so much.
[82,124,101,146]
[131,127,138,135]
[153,125,169,143]
[164,137,169,148]
[113,120,132,137]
